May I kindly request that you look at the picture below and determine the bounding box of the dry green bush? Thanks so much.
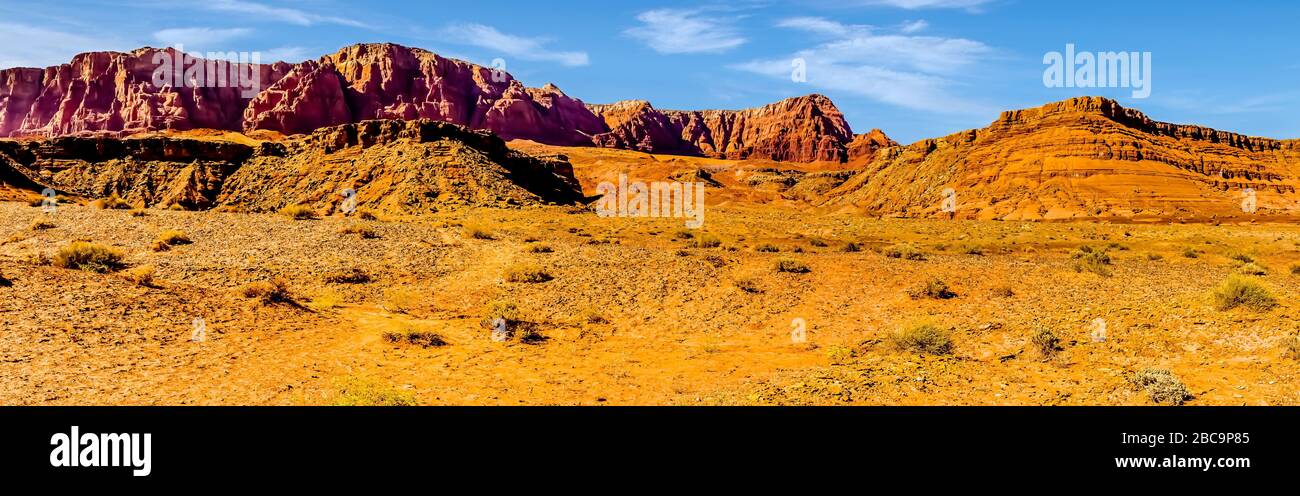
[1129,369,1192,406]
[53,242,124,273]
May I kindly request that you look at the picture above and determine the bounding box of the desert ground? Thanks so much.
[2,144,1298,406]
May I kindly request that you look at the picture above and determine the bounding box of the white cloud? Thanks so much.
[439,23,589,67]
[900,20,929,33]
[153,27,252,48]
[860,0,994,9]
[200,0,370,28]
[0,22,133,68]
[734,17,994,114]
[626,9,747,54]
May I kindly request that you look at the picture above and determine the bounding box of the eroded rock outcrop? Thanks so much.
[589,94,856,162]
[0,119,583,212]
[820,97,1300,220]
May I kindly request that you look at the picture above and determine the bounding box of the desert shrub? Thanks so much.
[1291,264,1300,275]
[774,258,810,273]
[883,243,926,260]
[1072,246,1112,276]
[306,291,343,311]
[1031,327,1061,359]
[1212,275,1277,312]
[909,278,957,299]
[1129,368,1192,406]
[279,204,317,220]
[26,196,45,207]
[991,286,1016,298]
[323,268,371,284]
[463,224,494,240]
[527,244,554,253]
[241,277,294,305]
[53,242,124,273]
[961,244,985,256]
[332,376,417,406]
[0,271,11,287]
[689,233,722,248]
[339,224,379,239]
[480,301,522,329]
[580,309,608,324]
[1283,334,1300,361]
[755,243,780,253]
[842,242,862,253]
[355,210,379,221]
[1145,252,1163,261]
[809,238,828,247]
[505,263,552,283]
[122,265,156,287]
[1228,252,1255,265]
[826,345,855,365]
[156,229,191,246]
[1237,262,1268,276]
[29,219,55,230]
[129,208,148,217]
[92,193,131,210]
[1182,247,1199,258]
[382,328,447,348]
[892,322,953,355]
[167,203,186,211]
[734,277,763,293]
[383,288,422,314]
[674,229,695,240]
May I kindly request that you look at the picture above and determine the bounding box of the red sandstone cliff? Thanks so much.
[1,43,878,163]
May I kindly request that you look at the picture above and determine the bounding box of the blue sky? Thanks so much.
[1,0,1297,143]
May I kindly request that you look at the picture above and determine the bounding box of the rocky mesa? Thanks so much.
[818,96,1300,221]
[0,43,877,164]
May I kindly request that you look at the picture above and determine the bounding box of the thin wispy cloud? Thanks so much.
[734,17,994,114]
[626,8,747,54]
[153,27,252,48]
[900,20,929,33]
[438,23,589,67]
[199,0,370,28]
[0,22,133,68]
[860,0,994,10]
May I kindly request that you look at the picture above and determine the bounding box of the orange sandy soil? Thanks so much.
[1,144,1298,406]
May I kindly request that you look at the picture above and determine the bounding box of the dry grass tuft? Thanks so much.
[382,328,448,348]
[1129,368,1192,405]
[53,242,125,273]
[774,258,810,273]
[332,376,417,406]
[122,265,157,287]
[241,277,295,305]
[279,204,317,220]
[883,243,926,260]
[1212,275,1277,312]
[892,322,952,355]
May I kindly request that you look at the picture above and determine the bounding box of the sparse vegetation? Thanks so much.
[1031,327,1061,360]
[734,277,762,293]
[689,233,722,248]
[339,224,379,239]
[883,243,926,260]
[1237,262,1268,276]
[505,263,552,283]
[1283,334,1300,361]
[991,286,1015,298]
[129,208,148,217]
[53,241,124,273]
[755,243,780,253]
[1212,275,1277,312]
[480,301,521,330]
[0,271,11,287]
[1129,368,1192,405]
[332,376,417,406]
[29,218,55,230]
[1228,252,1256,265]
[122,265,156,287]
[774,258,810,273]
[909,278,957,299]
[323,268,371,284]
[1071,246,1112,276]
[91,193,131,210]
[1291,264,1300,275]
[826,345,855,365]
[306,291,343,311]
[527,244,554,253]
[809,238,828,247]
[1145,252,1163,261]
[961,244,985,256]
[892,322,953,355]
[241,277,295,305]
[383,287,422,314]
[382,328,448,348]
[152,229,191,252]
[1182,247,1199,258]
[841,242,862,253]
[463,224,494,240]
[279,204,317,220]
